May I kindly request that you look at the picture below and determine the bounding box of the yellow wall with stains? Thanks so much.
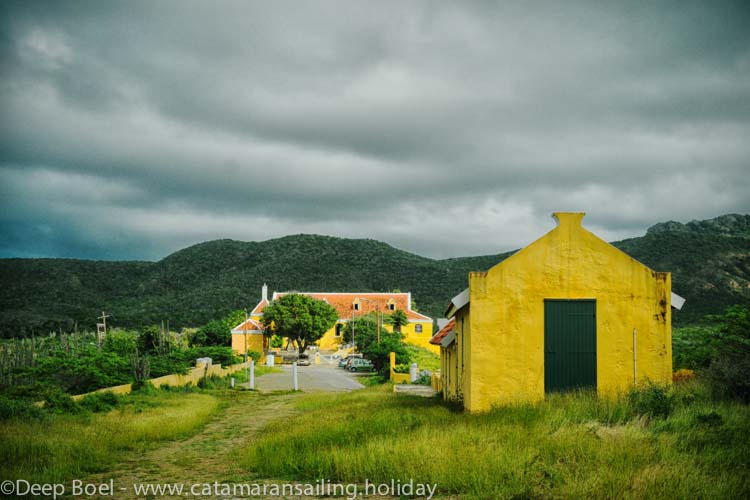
[450,213,672,412]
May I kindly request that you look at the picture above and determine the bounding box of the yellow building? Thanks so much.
[231,285,436,354]
[432,212,684,412]
[231,284,271,356]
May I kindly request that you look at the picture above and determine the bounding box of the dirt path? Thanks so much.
[83,391,299,498]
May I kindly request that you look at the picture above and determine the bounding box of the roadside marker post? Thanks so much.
[249,358,255,390]
[293,361,299,391]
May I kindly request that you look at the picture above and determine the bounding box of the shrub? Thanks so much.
[705,305,750,402]
[627,383,673,419]
[0,395,45,420]
[182,346,238,367]
[102,329,139,357]
[43,389,82,414]
[393,363,411,374]
[672,368,695,384]
[78,391,121,413]
[246,350,262,363]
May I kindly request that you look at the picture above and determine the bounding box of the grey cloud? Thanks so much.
[1,0,749,260]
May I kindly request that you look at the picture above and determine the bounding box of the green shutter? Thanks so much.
[544,300,597,393]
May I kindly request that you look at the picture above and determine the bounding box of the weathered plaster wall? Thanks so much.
[465,212,672,412]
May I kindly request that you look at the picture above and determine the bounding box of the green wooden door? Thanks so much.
[544,300,597,393]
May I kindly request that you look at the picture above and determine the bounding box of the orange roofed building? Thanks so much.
[231,284,436,354]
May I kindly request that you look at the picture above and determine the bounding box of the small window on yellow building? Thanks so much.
[335,324,342,337]
[415,324,423,333]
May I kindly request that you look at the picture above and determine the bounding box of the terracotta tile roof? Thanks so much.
[271,292,432,322]
[251,299,269,315]
[429,317,455,345]
[231,318,265,333]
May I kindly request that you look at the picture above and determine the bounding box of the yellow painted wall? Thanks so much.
[317,320,437,353]
[389,351,412,384]
[401,322,438,353]
[231,333,266,355]
[318,324,344,350]
[460,213,672,412]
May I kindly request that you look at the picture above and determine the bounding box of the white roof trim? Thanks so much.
[440,330,456,348]
[671,292,686,311]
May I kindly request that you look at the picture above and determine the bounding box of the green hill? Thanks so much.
[1,214,748,337]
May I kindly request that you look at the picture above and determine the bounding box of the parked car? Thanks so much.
[348,358,374,372]
[339,353,362,368]
[297,354,310,366]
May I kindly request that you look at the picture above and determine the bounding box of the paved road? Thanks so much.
[255,363,365,393]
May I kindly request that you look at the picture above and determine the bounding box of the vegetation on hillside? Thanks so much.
[0,214,748,336]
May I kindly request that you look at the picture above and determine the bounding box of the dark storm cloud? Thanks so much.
[1,0,749,260]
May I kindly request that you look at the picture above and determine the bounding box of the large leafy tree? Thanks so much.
[261,294,338,354]
[189,319,231,347]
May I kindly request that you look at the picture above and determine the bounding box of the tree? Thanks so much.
[222,310,247,332]
[189,319,231,347]
[341,315,410,372]
[260,294,338,354]
[385,309,409,333]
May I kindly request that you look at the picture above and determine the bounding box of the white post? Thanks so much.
[410,362,418,383]
[230,377,235,388]
[293,361,299,391]
[249,358,255,390]
[633,328,637,387]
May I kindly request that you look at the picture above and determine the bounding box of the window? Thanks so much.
[388,302,395,311]
[415,324,423,333]
[353,302,360,311]
[335,324,342,337]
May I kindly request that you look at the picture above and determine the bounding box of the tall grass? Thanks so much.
[242,383,750,498]
[0,391,219,483]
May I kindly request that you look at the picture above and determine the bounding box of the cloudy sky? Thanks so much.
[1,1,748,260]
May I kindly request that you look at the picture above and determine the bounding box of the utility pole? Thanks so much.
[376,305,381,345]
[97,311,110,350]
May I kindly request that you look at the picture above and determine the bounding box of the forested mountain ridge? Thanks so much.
[1,214,748,337]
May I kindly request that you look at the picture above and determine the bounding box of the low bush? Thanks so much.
[627,383,673,419]
[43,389,81,414]
[392,363,411,374]
[0,395,45,420]
[78,391,121,413]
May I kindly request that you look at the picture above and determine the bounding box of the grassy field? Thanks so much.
[0,368,282,485]
[405,345,441,372]
[0,389,220,484]
[243,382,750,498]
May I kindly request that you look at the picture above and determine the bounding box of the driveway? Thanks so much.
[255,363,365,393]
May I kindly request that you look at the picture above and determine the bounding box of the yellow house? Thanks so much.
[230,284,270,356]
[433,212,684,412]
[232,285,436,354]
